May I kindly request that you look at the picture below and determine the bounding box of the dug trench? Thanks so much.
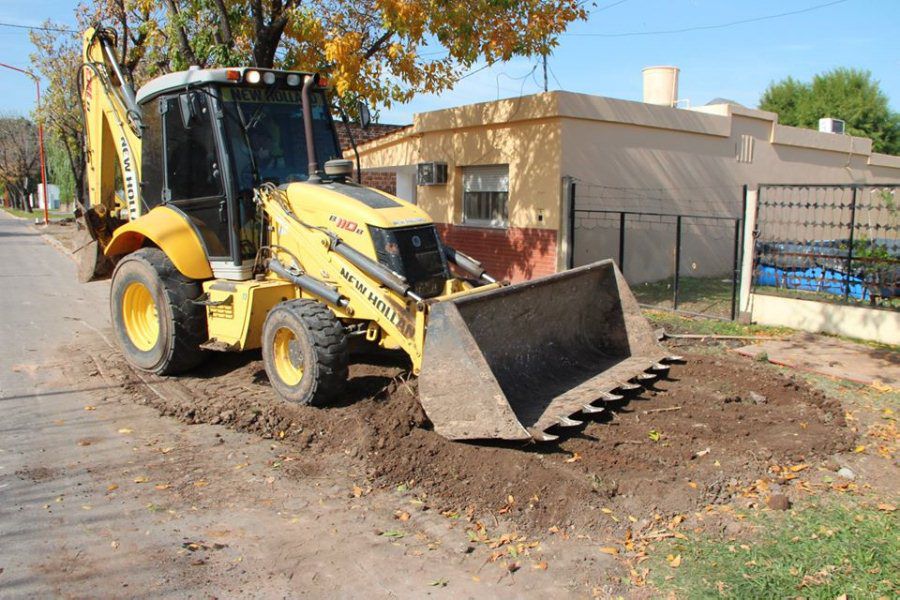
[67,335,853,537]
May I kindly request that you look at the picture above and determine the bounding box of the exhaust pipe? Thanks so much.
[302,74,320,184]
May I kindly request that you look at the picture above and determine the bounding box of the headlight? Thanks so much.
[286,73,301,86]
[245,70,261,84]
[263,71,276,85]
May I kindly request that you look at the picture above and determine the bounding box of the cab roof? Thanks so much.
[135,67,315,106]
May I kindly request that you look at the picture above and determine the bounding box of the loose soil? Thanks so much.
[70,338,853,535]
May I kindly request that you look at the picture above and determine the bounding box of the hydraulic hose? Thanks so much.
[443,245,497,284]
[268,258,349,308]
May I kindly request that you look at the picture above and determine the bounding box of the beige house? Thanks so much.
[352,86,900,283]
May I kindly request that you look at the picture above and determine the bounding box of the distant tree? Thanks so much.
[46,134,76,207]
[0,115,40,212]
[760,68,900,155]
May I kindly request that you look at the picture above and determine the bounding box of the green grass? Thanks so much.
[2,206,38,219]
[632,276,737,318]
[643,309,793,338]
[649,502,899,599]
[1,206,71,221]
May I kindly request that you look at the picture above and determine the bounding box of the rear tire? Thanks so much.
[262,299,348,406]
[110,247,207,375]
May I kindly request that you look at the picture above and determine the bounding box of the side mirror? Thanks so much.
[178,91,202,129]
[358,100,372,131]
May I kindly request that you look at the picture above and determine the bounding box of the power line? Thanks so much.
[0,21,78,34]
[566,0,850,37]
[591,0,632,14]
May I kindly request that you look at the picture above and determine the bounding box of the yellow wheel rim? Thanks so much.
[122,282,159,352]
[273,327,304,386]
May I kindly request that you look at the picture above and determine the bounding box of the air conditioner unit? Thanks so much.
[818,118,845,134]
[417,161,448,186]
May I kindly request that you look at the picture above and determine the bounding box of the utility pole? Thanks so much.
[0,62,50,225]
[542,54,548,92]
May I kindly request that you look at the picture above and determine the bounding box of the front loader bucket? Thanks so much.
[419,260,670,442]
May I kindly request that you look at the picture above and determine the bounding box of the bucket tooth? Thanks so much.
[616,382,642,392]
[557,416,583,428]
[600,392,624,402]
[533,431,559,442]
[635,372,657,381]
[651,362,670,372]
[581,404,605,415]
[663,355,685,364]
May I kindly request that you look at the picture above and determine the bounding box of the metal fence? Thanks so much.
[569,182,744,320]
[753,184,900,310]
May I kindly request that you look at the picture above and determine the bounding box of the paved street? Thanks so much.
[0,213,580,599]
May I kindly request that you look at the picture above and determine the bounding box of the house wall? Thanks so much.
[560,94,900,283]
[354,91,900,285]
[356,94,564,282]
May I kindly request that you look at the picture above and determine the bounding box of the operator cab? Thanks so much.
[135,67,342,280]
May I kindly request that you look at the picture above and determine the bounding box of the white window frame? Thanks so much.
[461,164,509,229]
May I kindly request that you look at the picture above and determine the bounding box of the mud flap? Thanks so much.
[418,260,668,441]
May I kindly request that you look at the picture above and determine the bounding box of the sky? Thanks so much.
[1,0,898,124]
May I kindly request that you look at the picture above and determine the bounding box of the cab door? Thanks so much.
[161,92,233,266]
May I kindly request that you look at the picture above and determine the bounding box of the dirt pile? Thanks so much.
[73,341,853,533]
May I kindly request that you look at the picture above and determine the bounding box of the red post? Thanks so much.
[0,61,50,225]
[36,80,49,225]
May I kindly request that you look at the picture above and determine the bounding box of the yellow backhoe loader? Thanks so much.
[76,26,680,443]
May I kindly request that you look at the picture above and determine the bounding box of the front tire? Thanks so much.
[262,299,348,406]
[110,247,207,375]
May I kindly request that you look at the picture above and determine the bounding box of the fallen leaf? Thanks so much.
[155,484,171,491]
[394,510,410,521]
[533,561,548,570]
[160,447,174,454]
[876,503,896,512]
[428,579,448,587]
[381,530,406,539]
[110,541,119,549]
[565,452,582,463]
[107,483,119,492]
[133,476,149,483]
[83,405,96,411]
[601,508,613,514]
[81,505,92,510]
[854,445,867,453]
[506,562,520,573]
[599,546,619,555]
[193,480,209,487]
[648,430,661,442]
[789,464,809,472]
[118,428,133,434]
[688,481,698,489]
[667,554,682,568]
[352,485,364,498]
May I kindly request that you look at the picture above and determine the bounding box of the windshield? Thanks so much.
[221,86,339,191]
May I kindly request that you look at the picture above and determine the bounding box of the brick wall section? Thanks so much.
[435,224,557,283]
[360,170,397,195]
[336,122,407,151]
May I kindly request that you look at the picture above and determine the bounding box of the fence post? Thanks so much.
[618,212,626,273]
[730,218,742,321]
[844,185,858,301]
[673,215,682,310]
[738,186,759,316]
[566,180,576,270]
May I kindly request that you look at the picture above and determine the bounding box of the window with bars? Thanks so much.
[462,165,509,228]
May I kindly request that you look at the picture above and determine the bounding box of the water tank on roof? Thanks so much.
[643,66,679,107]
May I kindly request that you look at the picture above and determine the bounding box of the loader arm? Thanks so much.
[80,27,143,224]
